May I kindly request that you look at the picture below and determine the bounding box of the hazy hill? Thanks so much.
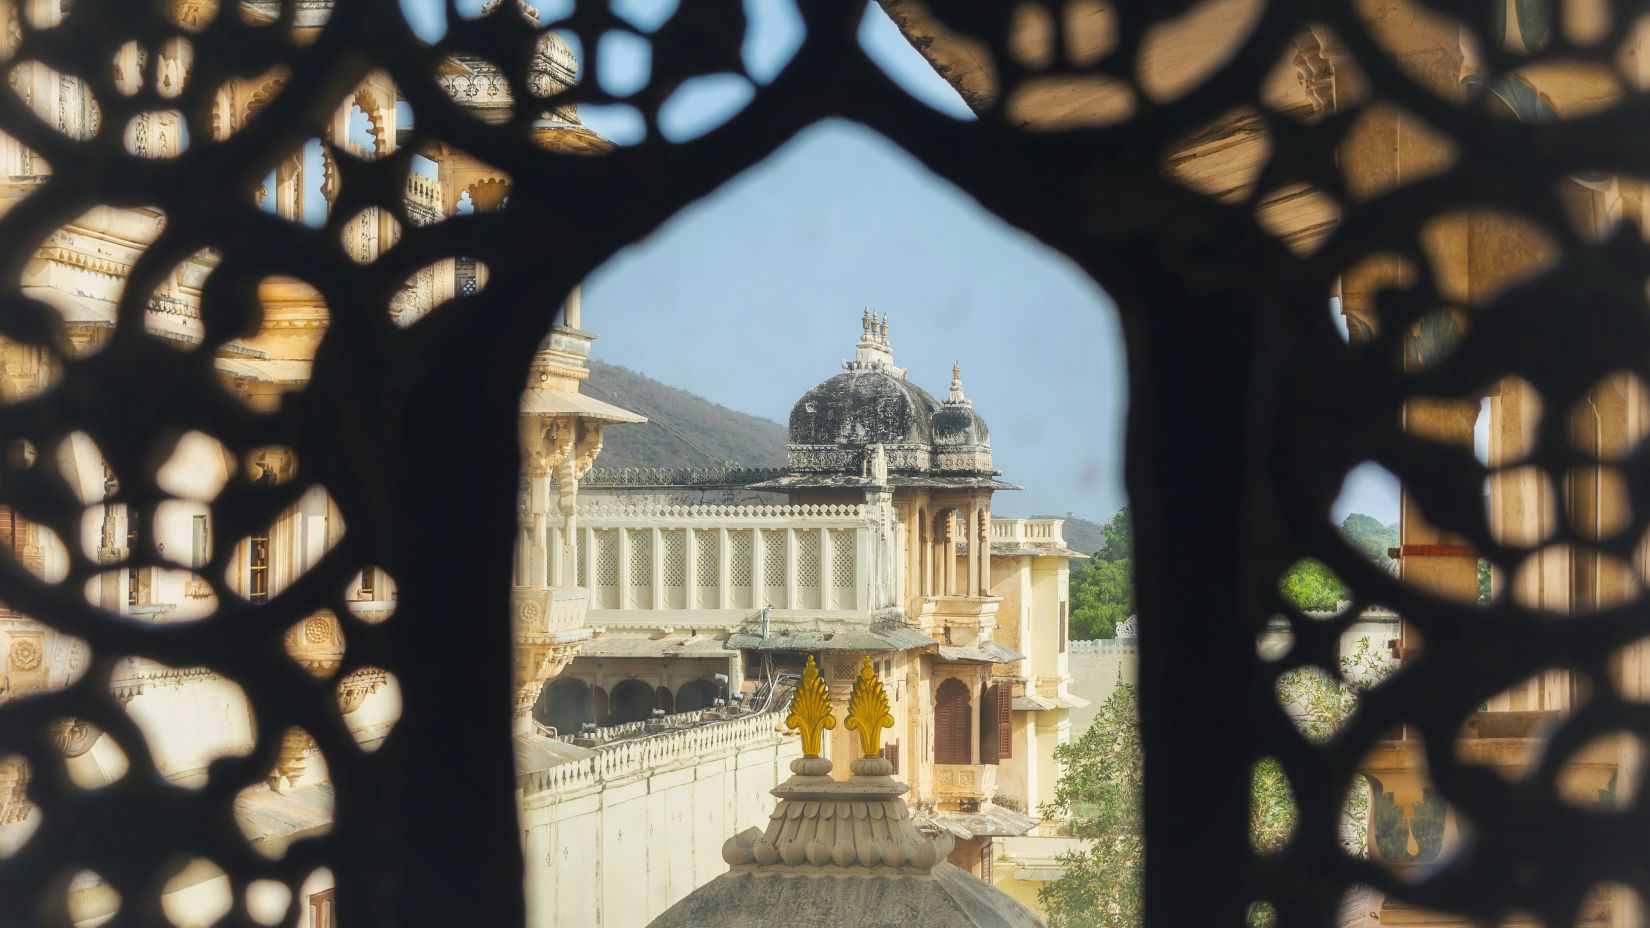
[581,361,788,469]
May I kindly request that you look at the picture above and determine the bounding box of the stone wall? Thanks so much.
[519,712,802,928]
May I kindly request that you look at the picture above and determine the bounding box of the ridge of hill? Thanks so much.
[581,361,789,469]
[1031,514,1104,553]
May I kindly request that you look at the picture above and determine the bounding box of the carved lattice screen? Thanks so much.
[0,0,1646,925]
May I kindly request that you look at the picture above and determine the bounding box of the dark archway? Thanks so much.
[676,678,719,713]
[655,685,674,714]
[537,678,593,736]
[933,677,971,765]
[609,679,656,724]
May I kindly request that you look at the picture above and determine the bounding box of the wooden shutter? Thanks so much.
[933,679,971,765]
[1058,600,1068,652]
[310,888,336,928]
[882,740,899,775]
[593,686,609,725]
[979,682,999,765]
[0,505,14,551]
[996,684,1013,760]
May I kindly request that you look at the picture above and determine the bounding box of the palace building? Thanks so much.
[540,310,1085,907]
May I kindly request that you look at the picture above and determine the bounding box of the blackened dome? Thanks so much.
[932,403,989,446]
[788,369,940,447]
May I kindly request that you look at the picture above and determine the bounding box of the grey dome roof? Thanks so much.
[789,370,940,448]
[932,403,989,446]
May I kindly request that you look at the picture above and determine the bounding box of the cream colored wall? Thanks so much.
[520,732,801,928]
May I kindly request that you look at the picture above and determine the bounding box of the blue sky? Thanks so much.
[400,0,1402,526]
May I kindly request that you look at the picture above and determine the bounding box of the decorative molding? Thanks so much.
[580,465,786,488]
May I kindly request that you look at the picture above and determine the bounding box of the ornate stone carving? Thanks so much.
[49,717,100,758]
[270,728,313,792]
[7,636,40,672]
[0,756,29,825]
[336,667,387,715]
[285,611,343,677]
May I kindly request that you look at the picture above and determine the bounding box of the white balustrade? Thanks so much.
[989,518,1067,549]
[555,503,871,621]
[522,710,790,796]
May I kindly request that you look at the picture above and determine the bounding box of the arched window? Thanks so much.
[536,678,593,735]
[676,679,719,713]
[609,679,655,724]
[933,678,971,765]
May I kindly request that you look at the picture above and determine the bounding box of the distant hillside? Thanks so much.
[582,361,788,469]
[1034,514,1105,554]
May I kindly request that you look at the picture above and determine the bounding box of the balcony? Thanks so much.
[989,518,1067,550]
[916,595,1000,645]
[999,834,1087,882]
[933,763,998,810]
[514,586,592,643]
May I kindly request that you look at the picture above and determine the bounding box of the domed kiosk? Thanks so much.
[644,658,1045,928]
[755,310,1015,493]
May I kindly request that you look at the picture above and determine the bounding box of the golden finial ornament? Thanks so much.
[786,655,836,758]
[845,657,894,757]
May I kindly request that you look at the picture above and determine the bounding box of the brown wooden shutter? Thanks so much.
[997,684,1013,760]
[882,740,899,775]
[593,686,609,725]
[1058,600,1068,652]
[979,682,999,765]
[0,505,14,551]
[934,679,971,765]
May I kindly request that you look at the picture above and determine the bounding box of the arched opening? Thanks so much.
[607,679,656,724]
[933,677,971,766]
[654,685,673,714]
[675,679,719,713]
[916,506,928,597]
[536,678,592,735]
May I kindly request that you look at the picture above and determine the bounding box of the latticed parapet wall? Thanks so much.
[0,0,1642,926]
[566,504,870,618]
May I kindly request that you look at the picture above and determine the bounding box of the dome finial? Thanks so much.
[947,361,970,406]
[879,312,889,344]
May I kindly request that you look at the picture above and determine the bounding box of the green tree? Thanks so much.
[1068,508,1134,640]
[1067,510,1394,638]
[1040,639,1392,927]
[1094,509,1132,563]
[1279,558,1346,612]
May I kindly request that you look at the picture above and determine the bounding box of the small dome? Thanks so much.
[932,403,989,446]
[646,754,1045,928]
[789,370,940,449]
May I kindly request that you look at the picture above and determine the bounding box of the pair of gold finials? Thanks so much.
[785,655,895,760]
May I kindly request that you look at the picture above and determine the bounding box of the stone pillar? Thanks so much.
[785,528,798,610]
[716,527,730,609]
[650,527,663,610]
[564,285,582,329]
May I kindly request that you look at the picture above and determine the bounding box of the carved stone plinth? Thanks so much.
[512,586,590,727]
